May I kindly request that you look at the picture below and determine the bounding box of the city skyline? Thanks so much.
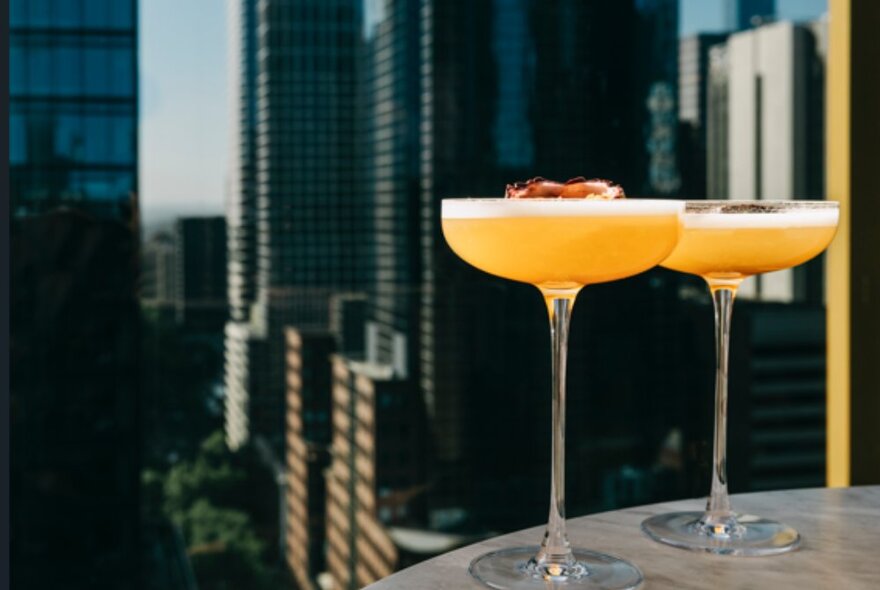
[139,0,828,228]
[8,0,846,588]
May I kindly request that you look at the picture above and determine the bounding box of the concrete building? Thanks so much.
[706,44,730,200]
[324,356,427,589]
[141,231,178,305]
[284,328,335,590]
[678,33,729,198]
[707,21,826,301]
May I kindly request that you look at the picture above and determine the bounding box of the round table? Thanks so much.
[364,486,880,589]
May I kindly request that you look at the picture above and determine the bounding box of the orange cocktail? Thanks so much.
[661,203,839,286]
[442,199,683,289]
[441,195,682,590]
[642,200,839,557]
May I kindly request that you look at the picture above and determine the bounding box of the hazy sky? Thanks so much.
[139,0,229,226]
[139,0,827,226]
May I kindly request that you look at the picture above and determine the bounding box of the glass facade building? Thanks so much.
[360,0,422,372]
[10,1,141,587]
[725,0,777,31]
[419,0,693,527]
[225,0,367,453]
[10,0,138,218]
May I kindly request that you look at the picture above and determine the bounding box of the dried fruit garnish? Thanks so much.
[505,176,624,200]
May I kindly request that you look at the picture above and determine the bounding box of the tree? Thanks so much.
[182,500,272,590]
[149,430,285,590]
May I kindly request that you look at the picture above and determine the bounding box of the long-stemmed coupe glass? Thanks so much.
[442,198,684,589]
[641,200,840,556]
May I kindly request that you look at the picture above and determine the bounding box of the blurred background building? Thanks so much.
[725,0,776,30]
[9,0,142,588]
[173,217,228,331]
[224,0,368,454]
[678,32,729,198]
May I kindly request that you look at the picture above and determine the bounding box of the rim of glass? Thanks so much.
[441,197,685,218]
[682,200,839,213]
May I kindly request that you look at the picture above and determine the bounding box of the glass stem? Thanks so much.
[705,284,738,520]
[534,291,579,570]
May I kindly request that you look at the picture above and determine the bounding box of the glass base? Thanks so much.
[641,511,800,556]
[468,546,643,589]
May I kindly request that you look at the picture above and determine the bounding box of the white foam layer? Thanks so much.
[442,198,684,219]
[684,209,839,229]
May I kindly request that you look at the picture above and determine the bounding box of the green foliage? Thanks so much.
[181,500,273,590]
[147,430,282,590]
[162,432,249,521]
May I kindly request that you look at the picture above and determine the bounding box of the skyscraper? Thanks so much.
[706,44,730,200]
[418,0,684,525]
[725,0,777,31]
[141,230,178,306]
[360,0,422,374]
[634,0,681,195]
[174,216,228,330]
[678,33,729,198]
[227,0,259,325]
[10,0,138,217]
[10,1,141,587]
[225,0,367,451]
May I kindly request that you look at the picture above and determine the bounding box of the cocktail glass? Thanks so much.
[641,200,839,556]
[442,198,684,589]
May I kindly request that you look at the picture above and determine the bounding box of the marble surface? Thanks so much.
[364,487,880,589]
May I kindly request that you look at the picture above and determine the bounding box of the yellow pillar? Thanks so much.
[826,0,851,488]
[826,0,880,486]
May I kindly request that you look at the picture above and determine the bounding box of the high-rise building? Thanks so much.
[283,328,335,590]
[324,355,427,589]
[634,0,681,195]
[725,0,777,31]
[706,44,730,200]
[728,303,828,492]
[709,21,826,301]
[10,1,138,217]
[142,230,178,305]
[174,216,228,330]
[678,33,729,198]
[418,0,687,524]
[225,0,367,452]
[227,0,259,324]
[360,0,422,373]
[9,1,141,587]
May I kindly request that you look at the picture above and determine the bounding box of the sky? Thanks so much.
[139,0,230,229]
[139,0,828,227]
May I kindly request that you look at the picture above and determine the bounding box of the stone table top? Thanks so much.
[364,486,880,589]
